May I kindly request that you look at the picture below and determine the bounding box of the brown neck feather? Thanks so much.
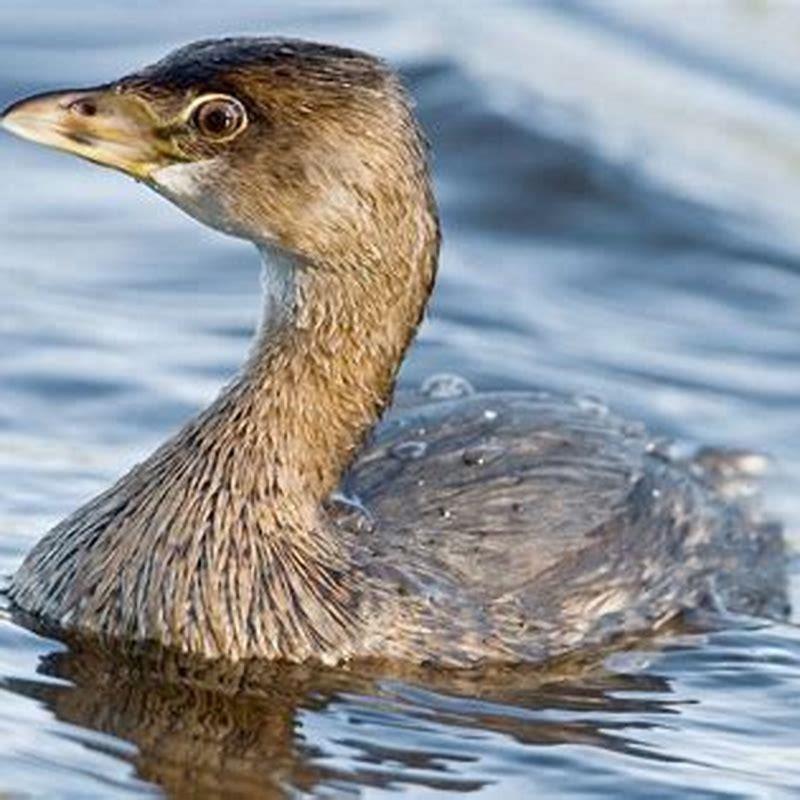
[200,195,439,532]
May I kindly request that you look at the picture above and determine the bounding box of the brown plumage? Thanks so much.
[1,37,787,666]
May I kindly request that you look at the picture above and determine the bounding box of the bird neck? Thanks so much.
[214,216,438,516]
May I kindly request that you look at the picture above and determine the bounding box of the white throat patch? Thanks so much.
[150,159,246,239]
[151,159,218,202]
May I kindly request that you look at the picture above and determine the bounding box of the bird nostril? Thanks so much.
[69,99,97,117]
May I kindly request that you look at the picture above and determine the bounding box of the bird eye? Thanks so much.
[190,96,247,140]
[68,99,97,117]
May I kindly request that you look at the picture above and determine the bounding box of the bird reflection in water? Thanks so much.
[6,616,686,798]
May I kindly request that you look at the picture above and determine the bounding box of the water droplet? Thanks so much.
[462,444,505,466]
[483,409,498,421]
[390,440,427,461]
[326,491,375,533]
[574,393,609,417]
[646,437,674,460]
[420,373,475,400]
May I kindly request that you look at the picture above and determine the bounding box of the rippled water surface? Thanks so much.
[1,1,799,797]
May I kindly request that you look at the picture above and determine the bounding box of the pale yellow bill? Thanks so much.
[1,87,170,179]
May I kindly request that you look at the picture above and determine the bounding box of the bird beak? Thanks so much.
[1,86,172,180]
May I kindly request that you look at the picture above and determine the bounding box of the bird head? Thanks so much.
[1,37,433,261]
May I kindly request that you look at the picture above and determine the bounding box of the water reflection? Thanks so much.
[7,626,685,798]
[5,616,797,797]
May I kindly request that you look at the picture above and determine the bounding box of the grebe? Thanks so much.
[0,38,786,666]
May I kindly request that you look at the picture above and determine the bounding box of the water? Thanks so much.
[1,1,799,796]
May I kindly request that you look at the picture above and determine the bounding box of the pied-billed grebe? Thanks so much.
[1,37,786,666]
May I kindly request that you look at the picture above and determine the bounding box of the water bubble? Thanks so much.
[390,440,427,461]
[483,409,498,421]
[646,437,675,461]
[462,444,505,466]
[420,373,475,400]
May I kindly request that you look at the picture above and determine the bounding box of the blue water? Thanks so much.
[1,1,799,797]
